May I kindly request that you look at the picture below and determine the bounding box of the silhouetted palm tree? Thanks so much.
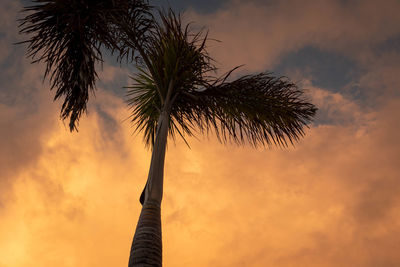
[19,2,317,266]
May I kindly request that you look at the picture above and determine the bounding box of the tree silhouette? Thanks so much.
[19,1,317,266]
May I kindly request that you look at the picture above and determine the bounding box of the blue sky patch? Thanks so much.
[274,46,360,93]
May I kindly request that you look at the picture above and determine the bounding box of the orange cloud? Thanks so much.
[1,85,399,266]
[1,0,400,266]
[186,0,400,71]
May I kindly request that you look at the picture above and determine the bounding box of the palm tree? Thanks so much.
[19,2,317,266]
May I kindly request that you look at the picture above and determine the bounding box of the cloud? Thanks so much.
[1,64,399,267]
[0,59,57,208]
[161,97,400,267]
[186,0,400,71]
[1,0,400,266]
[357,52,400,104]
[308,82,367,125]
[0,88,149,267]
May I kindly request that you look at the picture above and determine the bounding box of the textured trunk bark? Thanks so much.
[128,111,169,267]
[128,200,162,267]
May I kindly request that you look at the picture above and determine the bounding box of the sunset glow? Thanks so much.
[1,0,400,266]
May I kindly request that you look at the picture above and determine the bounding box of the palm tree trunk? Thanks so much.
[128,111,169,267]
[128,200,162,267]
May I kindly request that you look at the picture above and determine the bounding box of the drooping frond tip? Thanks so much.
[208,73,317,147]
[174,72,317,147]
[17,0,153,131]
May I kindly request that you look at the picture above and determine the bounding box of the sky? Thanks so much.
[1,0,400,266]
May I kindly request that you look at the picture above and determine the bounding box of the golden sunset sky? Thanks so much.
[1,0,400,266]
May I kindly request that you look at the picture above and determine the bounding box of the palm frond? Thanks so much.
[126,67,160,147]
[188,73,317,147]
[18,0,152,131]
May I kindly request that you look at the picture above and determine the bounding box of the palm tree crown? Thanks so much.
[128,10,316,148]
